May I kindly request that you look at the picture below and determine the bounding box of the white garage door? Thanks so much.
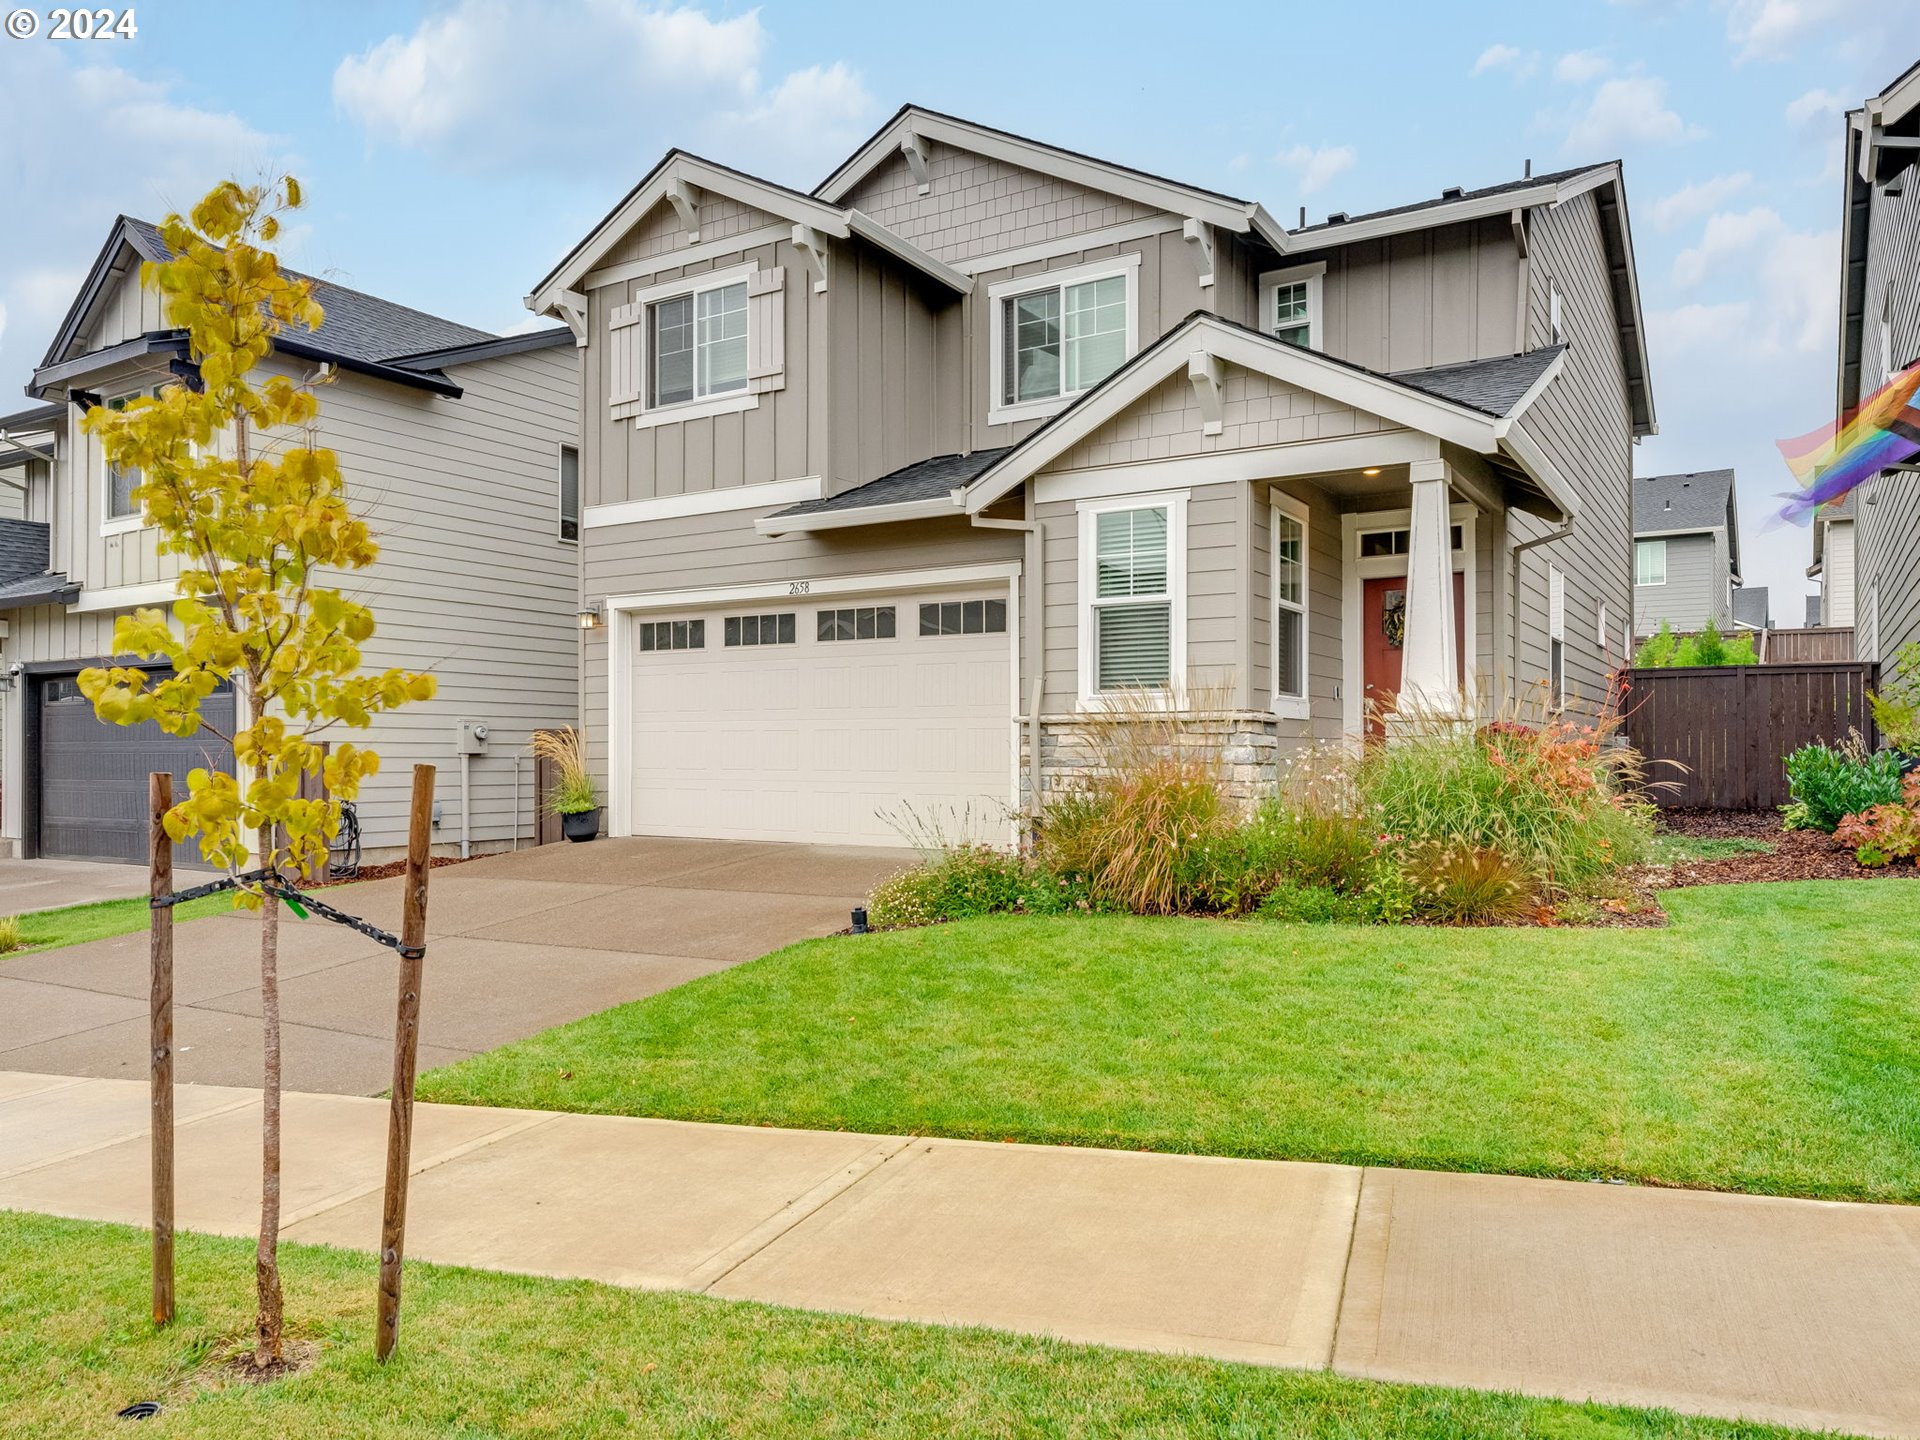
[624,588,1013,846]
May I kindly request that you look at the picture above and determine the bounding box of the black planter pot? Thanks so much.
[561,808,603,843]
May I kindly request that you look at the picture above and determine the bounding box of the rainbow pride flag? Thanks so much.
[1774,359,1920,525]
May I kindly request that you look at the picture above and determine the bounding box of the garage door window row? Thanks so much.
[724,612,796,647]
[639,619,706,651]
[817,606,896,642]
[920,599,1006,637]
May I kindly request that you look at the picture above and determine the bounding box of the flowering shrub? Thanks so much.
[1832,774,1920,867]
[867,845,1065,928]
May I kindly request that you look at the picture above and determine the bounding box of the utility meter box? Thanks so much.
[454,720,491,755]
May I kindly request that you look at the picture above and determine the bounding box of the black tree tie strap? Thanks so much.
[150,867,424,961]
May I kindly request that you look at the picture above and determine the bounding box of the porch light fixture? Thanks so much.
[1361,467,1382,476]
[576,601,604,630]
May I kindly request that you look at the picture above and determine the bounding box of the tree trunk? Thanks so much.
[254,821,285,1367]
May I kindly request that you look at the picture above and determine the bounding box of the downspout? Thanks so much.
[1509,520,1574,695]
[969,508,1044,825]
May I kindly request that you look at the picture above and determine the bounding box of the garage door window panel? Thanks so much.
[639,619,705,651]
[920,599,1007,636]
[817,606,896,642]
[724,613,796,647]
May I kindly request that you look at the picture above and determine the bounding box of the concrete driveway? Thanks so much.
[0,838,905,1095]
[0,857,151,912]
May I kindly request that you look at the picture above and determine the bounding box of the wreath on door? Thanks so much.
[1382,588,1407,650]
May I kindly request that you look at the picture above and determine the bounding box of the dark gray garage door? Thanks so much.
[35,673,236,866]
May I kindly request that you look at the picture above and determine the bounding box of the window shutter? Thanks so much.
[746,267,786,394]
[609,300,645,420]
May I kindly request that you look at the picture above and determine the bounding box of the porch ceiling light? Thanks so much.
[1362,467,1383,476]
[577,601,604,630]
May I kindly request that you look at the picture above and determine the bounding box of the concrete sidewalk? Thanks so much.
[1,1071,1914,1439]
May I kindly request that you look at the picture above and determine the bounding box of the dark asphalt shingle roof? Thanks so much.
[1291,163,1614,236]
[0,403,63,432]
[1386,346,1565,418]
[0,570,77,607]
[0,519,50,586]
[770,448,1013,519]
[1732,586,1770,629]
[1633,470,1737,533]
[125,218,493,367]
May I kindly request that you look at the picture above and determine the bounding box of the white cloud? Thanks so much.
[1274,143,1356,196]
[332,0,876,184]
[1650,172,1752,231]
[1668,207,1837,352]
[0,47,284,387]
[1554,50,1612,84]
[1784,86,1847,131]
[1564,75,1705,154]
[1717,0,1844,61]
[1472,43,1538,79]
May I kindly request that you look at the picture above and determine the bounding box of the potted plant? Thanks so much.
[531,726,602,842]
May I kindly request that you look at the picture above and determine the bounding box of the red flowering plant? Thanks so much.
[1832,773,1920,867]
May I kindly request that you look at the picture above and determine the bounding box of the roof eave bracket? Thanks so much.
[1187,349,1224,436]
[666,178,701,243]
[792,225,831,294]
[900,129,931,195]
[1181,218,1215,289]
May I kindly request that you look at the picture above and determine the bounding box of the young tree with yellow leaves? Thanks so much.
[79,177,435,1367]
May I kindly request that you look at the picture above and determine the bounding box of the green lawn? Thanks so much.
[421,880,1920,1203]
[0,1210,1840,1439]
[12,893,232,954]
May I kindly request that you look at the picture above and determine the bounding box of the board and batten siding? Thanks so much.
[1508,190,1635,710]
[1633,531,1724,634]
[579,510,1023,797]
[1854,150,1920,668]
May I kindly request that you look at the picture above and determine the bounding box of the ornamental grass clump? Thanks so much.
[530,726,599,815]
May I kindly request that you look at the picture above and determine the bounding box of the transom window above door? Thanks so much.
[988,256,1139,426]
[650,280,748,407]
[1356,525,1463,558]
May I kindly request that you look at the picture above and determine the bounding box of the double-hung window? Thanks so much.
[1272,499,1309,717]
[1258,263,1325,351]
[1080,495,1185,702]
[989,257,1137,424]
[1635,539,1666,586]
[650,280,748,408]
[102,388,156,533]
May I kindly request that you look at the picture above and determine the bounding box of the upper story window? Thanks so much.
[101,387,158,535]
[1635,539,1667,586]
[987,254,1140,427]
[558,444,580,543]
[650,280,748,407]
[1258,263,1325,351]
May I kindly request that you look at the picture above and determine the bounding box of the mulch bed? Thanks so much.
[308,854,469,889]
[1638,809,1920,890]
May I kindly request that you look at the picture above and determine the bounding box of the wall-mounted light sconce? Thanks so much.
[577,600,604,630]
[1361,467,1382,477]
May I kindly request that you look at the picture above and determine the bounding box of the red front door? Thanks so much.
[1362,572,1466,737]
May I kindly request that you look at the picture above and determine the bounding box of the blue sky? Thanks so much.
[4,0,1917,606]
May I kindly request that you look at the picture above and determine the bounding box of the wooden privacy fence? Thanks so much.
[1622,662,1879,809]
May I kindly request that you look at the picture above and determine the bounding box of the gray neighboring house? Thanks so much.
[1828,60,1920,664]
[526,105,1655,848]
[1731,586,1770,631]
[1806,593,1824,628]
[1632,469,1741,636]
[0,216,582,865]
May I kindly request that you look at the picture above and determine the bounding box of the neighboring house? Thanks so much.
[1632,469,1741,635]
[0,217,581,865]
[1830,61,1920,664]
[1806,593,1824,628]
[1808,490,1857,628]
[528,105,1654,847]
[1732,585,1770,631]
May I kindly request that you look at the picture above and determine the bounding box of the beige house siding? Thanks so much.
[1314,216,1525,371]
[842,147,1164,264]
[597,194,781,269]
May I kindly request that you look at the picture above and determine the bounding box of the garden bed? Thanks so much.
[1642,810,1920,889]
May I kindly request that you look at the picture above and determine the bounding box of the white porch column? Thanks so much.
[1399,458,1462,719]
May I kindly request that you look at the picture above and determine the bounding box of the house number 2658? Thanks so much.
[787,581,811,595]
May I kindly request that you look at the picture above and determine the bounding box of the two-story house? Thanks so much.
[1827,60,1920,666]
[0,217,582,865]
[1631,469,1742,636]
[529,106,1654,847]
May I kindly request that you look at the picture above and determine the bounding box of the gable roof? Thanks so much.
[1386,347,1567,418]
[525,150,970,317]
[31,216,499,401]
[815,104,1290,254]
[1731,585,1771,630]
[962,311,1576,521]
[1634,469,1740,579]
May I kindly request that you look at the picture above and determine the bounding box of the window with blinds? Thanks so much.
[1274,510,1306,705]
[1092,505,1171,689]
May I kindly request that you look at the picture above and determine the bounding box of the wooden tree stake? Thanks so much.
[148,772,175,1326]
[375,764,435,1362]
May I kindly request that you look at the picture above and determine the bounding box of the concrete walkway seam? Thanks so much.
[279,1112,562,1230]
[0,1091,258,1183]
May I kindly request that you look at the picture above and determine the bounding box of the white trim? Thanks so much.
[1270,492,1310,719]
[1493,419,1580,522]
[1634,538,1667,587]
[1339,503,1476,737]
[632,392,757,431]
[1076,491,1188,710]
[1295,182,1563,248]
[953,216,1183,277]
[98,386,151,538]
[756,494,962,536]
[99,512,144,538]
[582,226,790,291]
[845,210,971,293]
[987,254,1141,428]
[1257,262,1326,351]
[624,260,759,424]
[71,578,178,614]
[604,560,1024,839]
[584,476,823,529]
[1032,432,1442,505]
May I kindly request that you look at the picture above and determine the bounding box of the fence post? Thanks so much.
[148,772,174,1327]
[375,764,436,1362]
